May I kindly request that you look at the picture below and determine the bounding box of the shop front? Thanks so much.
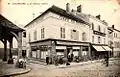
[91,44,112,60]
[29,39,91,63]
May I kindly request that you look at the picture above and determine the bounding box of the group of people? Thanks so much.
[45,54,74,66]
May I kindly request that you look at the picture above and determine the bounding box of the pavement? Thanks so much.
[0,57,118,77]
[0,59,31,77]
[13,57,120,77]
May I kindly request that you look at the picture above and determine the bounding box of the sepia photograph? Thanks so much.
[0,0,120,77]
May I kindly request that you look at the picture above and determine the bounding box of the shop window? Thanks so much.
[40,46,48,51]
[60,27,65,38]
[41,51,48,59]
[56,49,64,56]
[82,46,88,56]
[82,46,88,51]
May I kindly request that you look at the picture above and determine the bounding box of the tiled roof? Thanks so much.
[25,5,90,28]
[0,14,24,31]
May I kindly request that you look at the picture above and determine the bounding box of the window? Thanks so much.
[60,27,65,38]
[71,29,79,40]
[92,23,94,30]
[104,38,105,44]
[98,25,101,31]
[29,33,31,42]
[23,32,26,37]
[41,28,45,39]
[92,36,94,43]
[98,36,100,43]
[34,30,37,40]
[104,28,106,33]
[82,32,87,41]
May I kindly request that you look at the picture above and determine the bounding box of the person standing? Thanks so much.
[46,56,49,65]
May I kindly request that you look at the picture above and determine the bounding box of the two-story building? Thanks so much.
[25,4,91,63]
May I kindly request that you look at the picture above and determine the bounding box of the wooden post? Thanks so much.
[16,32,26,68]
[8,38,14,64]
[18,32,22,58]
[3,39,7,61]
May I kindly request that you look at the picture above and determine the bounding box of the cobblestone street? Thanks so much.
[13,58,120,77]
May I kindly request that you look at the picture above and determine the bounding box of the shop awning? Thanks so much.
[92,45,105,51]
[102,46,112,51]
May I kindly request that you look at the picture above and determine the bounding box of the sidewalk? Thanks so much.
[54,57,116,68]
[0,59,31,77]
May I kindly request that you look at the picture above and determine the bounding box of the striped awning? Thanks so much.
[102,46,112,51]
[92,45,105,51]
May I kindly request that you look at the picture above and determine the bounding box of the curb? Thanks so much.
[0,67,31,77]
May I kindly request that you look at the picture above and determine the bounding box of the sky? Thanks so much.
[0,0,120,48]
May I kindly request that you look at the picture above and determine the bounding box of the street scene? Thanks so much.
[0,0,120,77]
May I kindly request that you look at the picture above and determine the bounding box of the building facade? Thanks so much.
[25,4,91,63]
[88,15,112,59]
[112,25,120,57]
[25,3,112,63]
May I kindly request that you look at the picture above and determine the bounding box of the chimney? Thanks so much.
[77,5,82,13]
[96,14,101,19]
[112,25,114,29]
[66,3,70,12]
[71,9,76,15]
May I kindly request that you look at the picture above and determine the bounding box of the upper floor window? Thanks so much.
[29,33,31,42]
[98,25,101,32]
[71,29,79,40]
[104,38,106,44]
[34,30,37,40]
[98,36,100,43]
[92,36,94,43]
[41,28,45,39]
[92,23,94,30]
[82,32,87,41]
[60,27,65,38]
[104,28,106,33]
[23,32,26,37]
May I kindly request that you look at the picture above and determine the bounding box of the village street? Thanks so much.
[13,58,120,77]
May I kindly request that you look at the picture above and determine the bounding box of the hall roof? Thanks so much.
[0,14,24,32]
[25,5,90,28]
